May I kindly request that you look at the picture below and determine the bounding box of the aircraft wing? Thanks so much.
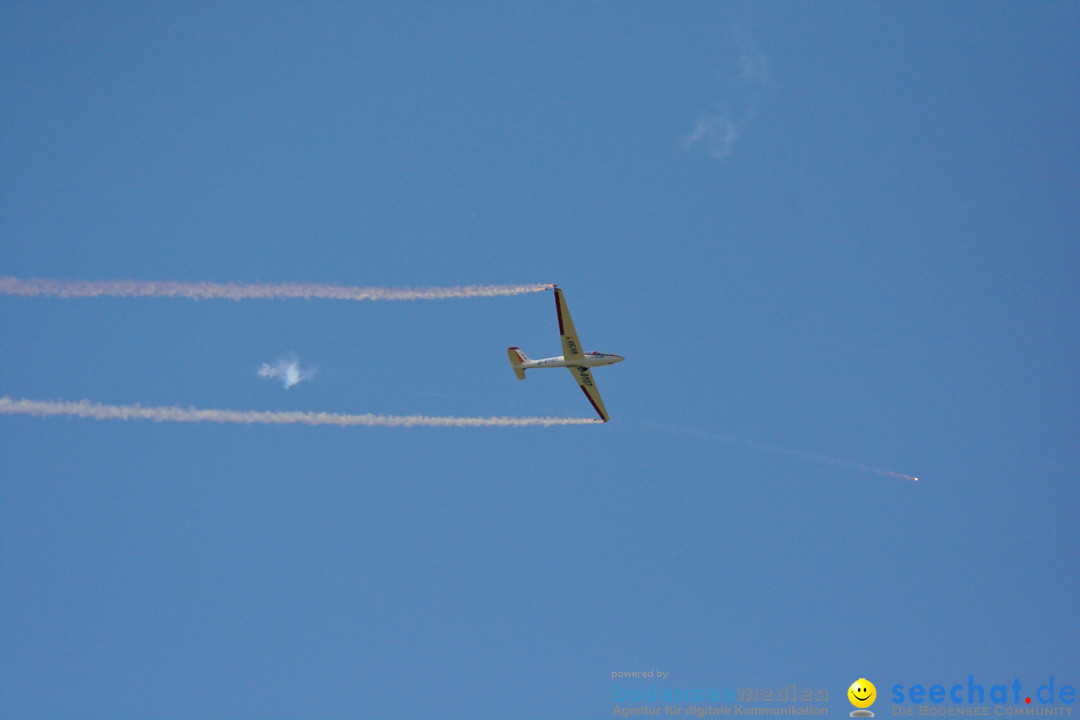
[569,365,610,422]
[554,287,584,360]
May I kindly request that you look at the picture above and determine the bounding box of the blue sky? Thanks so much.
[2,2,1078,718]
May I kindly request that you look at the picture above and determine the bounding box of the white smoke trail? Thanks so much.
[645,421,918,482]
[0,397,598,428]
[258,355,317,389]
[0,277,554,301]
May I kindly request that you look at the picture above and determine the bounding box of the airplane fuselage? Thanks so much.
[523,352,624,370]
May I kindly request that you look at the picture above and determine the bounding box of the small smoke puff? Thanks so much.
[258,355,317,389]
[738,40,770,85]
[683,110,741,160]
[684,29,770,162]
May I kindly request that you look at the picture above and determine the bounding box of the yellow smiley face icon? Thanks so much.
[848,679,876,708]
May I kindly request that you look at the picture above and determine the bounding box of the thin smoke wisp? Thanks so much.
[645,421,918,482]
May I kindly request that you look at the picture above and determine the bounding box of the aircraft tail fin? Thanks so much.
[507,347,529,380]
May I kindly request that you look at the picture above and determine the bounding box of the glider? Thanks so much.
[507,286,624,422]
